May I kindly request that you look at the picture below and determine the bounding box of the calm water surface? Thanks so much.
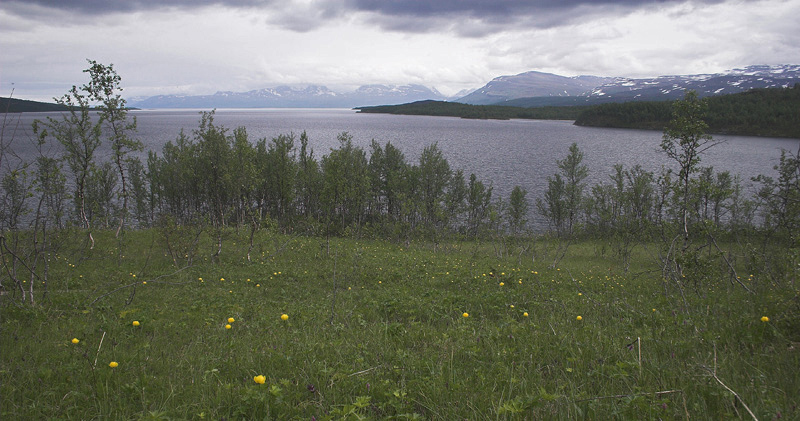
[5,108,799,228]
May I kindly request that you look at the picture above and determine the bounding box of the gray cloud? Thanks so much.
[4,0,274,16]
[3,0,730,33]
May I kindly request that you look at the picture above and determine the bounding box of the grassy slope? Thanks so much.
[1,229,798,419]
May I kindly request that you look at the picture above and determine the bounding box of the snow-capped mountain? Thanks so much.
[130,84,447,109]
[129,65,799,109]
[582,64,800,102]
[462,65,800,106]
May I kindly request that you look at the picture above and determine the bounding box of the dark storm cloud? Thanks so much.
[344,0,734,34]
[4,0,729,30]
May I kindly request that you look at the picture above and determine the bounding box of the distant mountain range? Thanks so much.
[130,84,448,109]
[463,64,800,107]
[9,64,799,111]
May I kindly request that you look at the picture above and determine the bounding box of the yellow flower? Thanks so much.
[576,316,583,321]
[254,375,266,384]
[523,312,529,317]
[71,338,80,344]
[499,282,505,286]
[228,317,235,323]
[761,316,769,322]
[225,324,232,329]
[109,361,119,368]
[281,314,289,321]
[132,321,140,327]
[462,312,469,318]
[510,305,514,308]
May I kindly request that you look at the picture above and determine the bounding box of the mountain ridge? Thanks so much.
[464,64,800,106]
[129,84,448,109]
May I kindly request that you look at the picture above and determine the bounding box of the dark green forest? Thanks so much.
[1,97,73,113]
[356,100,589,120]
[574,85,800,138]
[358,86,800,138]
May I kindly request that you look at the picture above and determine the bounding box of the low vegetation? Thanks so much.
[2,60,799,419]
[2,230,799,419]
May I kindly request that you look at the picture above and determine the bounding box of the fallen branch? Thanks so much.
[699,364,758,421]
[349,366,380,377]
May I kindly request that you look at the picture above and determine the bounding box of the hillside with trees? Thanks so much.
[0,97,73,113]
[360,86,800,138]
[574,85,800,138]
[356,100,588,120]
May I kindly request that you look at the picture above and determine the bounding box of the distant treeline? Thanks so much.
[355,100,589,120]
[1,97,72,113]
[357,86,800,138]
[574,85,800,138]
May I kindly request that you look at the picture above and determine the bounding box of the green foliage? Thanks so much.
[507,185,528,234]
[32,80,102,230]
[537,143,588,236]
[754,145,800,245]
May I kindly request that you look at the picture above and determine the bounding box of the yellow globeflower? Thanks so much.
[228,317,235,323]
[523,312,529,317]
[254,375,266,384]
[225,324,232,329]
[462,312,469,318]
[499,282,505,286]
[281,314,289,321]
[576,316,583,321]
[71,338,80,344]
[761,316,770,322]
[109,361,119,368]
[132,320,140,327]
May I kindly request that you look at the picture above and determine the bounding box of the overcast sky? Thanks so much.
[2,0,799,101]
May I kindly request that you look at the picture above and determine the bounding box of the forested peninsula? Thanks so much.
[357,85,800,138]
[0,97,73,113]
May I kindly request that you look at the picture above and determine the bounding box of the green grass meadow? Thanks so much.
[2,230,798,419]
